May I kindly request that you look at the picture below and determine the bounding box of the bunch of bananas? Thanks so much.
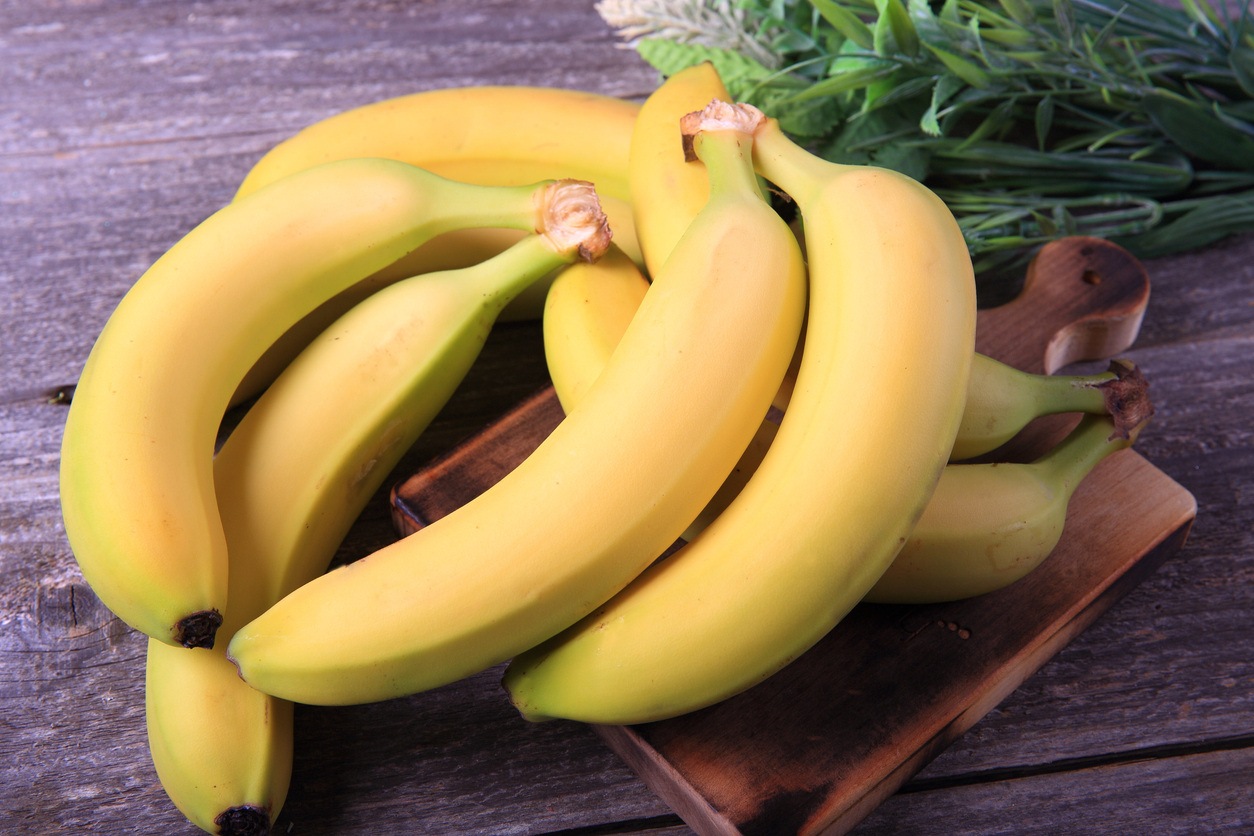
[59,67,1153,835]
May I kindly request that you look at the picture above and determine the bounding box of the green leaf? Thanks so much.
[872,142,932,180]
[1179,0,1222,39]
[1142,89,1254,172]
[810,0,875,50]
[997,0,1036,26]
[787,61,899,101]
[635,39,774,93]
[940,0,962,26]
[920,72,967,135]
[1230,45,1254,99]
[755,85,846,136]
[956,98,1017,149]
[874,0,920,57]
[1053,0,1075,48]
[924,42,993,88]
[1035,95,1055,150]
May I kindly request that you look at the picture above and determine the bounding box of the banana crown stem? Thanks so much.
[679,103,769,208]
[536,180,612,262]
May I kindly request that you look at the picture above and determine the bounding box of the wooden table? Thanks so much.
[2,2,1251,834]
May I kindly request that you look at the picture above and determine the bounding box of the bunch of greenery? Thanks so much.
[597,0,1254,282]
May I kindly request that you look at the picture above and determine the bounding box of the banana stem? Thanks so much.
[1031,413,1138,499]
[458,233,576,306]
[424,178,552,236]
[693,131,764,203]
[1033,368,1116,415]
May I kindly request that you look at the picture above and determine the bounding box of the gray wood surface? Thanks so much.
[1,1,1251,835]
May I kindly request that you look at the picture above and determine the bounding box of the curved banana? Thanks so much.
[60,159,556,648]
[235,86,637,203]
[865,412,1150,603]
[629,62,731,275]
[226,85,642,408]
[145,196,608,836]
[227,104,807,707]
[503,103,976,726]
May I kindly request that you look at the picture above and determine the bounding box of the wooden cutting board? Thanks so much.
[389,236,1197,836]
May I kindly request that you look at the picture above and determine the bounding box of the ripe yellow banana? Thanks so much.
[503,103,976,726]
[235,86,637,204]
[227,104,807,707]
[629,62,731,276]
[145,197,608,836]
[60,159,558,648]
[226,85,643,408]
[865,412,1150,604]
[543,244,650,414]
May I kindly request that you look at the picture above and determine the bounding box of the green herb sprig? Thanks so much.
[599,0,1254,280]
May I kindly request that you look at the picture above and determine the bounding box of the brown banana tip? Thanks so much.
[1099,359,1155,440]
[214,804,272,836]
[680,100,766,162]
[539,179,612,263]
[174,609,223,649]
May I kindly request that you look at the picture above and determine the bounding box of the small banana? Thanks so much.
[503,102,976,726]
[145,190,609,836]
[543,245,650,415]
[60,159,558,648]
[227,102,806,707]
[865,411,1152,604]
[226,85,643,407]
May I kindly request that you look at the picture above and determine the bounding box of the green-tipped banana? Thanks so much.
[60,159,559,648]
[145,190,610,836]
[953,354,1136,460]
[865,410,1152,603]
[226,103,806,708]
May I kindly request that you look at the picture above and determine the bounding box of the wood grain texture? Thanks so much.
[1,1,1252,834]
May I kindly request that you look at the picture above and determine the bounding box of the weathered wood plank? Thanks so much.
[854,746,1254,835]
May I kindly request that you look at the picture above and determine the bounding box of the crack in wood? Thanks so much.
[898,733,1254,794]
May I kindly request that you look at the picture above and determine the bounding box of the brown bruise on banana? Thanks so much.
[535,180,612,263]
[679,99,766,162]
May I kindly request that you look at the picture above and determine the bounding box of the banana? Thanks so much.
[60,159,559,648]
[865,411,1151,604]
[145,197,608,836]
[543,245,650,415]
[226,103,807,707]
[502,102,976,726]
[235,86,637,204]
[629,63,731,276]
[226,85,643,408]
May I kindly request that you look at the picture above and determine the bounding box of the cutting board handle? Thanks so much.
[976,236,1149,374]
